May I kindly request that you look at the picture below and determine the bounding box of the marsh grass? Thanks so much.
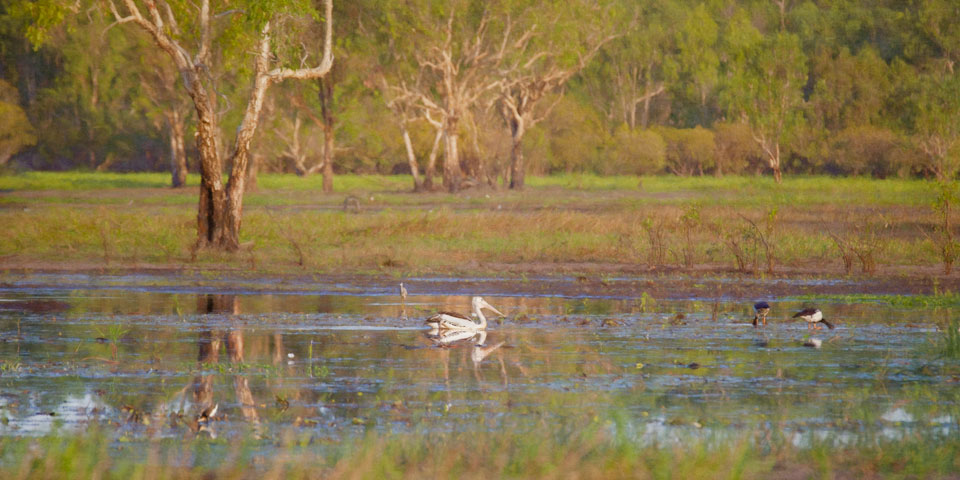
[0,173,948,275]
[2,421,959,479]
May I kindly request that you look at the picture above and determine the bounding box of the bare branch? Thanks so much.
[266,0,334,82]
[196,0,211,65]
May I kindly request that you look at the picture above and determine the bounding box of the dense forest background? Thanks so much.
[1,0,958,187]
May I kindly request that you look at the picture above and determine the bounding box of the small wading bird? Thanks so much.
[425,296,504,331]
[792,307,834,330]
[753,301,771,327]
[399,282,408,304]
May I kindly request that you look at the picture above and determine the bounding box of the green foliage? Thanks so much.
[829,126,909,178]
[535,96,608,174]
[656,126,716,176]
[0,80,36,165]
[808,47,892,132]
[793,292,960,309]
[713,122,761,175]
[722,28,807,167]
[4,0,960,182]
[674,3,719,126]
[912,71,960,180]
[606,126,665,175]
[5,0,67,48]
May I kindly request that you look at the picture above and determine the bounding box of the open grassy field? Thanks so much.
[0,172,952,280]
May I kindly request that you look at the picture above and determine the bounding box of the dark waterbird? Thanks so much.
[792,307,834,330]
[752,301,771,327]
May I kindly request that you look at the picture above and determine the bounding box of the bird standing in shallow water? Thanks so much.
[753,301,771,327]
[792,307,834,330]
[425,296,504,331]
[399,282,408,319]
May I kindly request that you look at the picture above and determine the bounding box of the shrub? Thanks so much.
[829,126,905,178]
[605,126,666,175]
[656,126,716,176]
[713,122,762,176]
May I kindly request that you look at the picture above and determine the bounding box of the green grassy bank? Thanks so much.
[0,172,951,277]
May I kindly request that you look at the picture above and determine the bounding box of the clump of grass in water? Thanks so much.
[942,318,960,359]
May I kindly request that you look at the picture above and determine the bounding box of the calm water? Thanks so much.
[0,275,957,447]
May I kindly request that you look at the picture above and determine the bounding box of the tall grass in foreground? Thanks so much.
[2,423,959,479]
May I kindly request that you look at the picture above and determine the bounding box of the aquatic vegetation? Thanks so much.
[942,319,960,359]
[793,292,960,308]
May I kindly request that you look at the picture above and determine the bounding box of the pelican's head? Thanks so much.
[473,296,504,318]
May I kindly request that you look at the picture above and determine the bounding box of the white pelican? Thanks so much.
[425,296,504,331]
[792,307,834,330]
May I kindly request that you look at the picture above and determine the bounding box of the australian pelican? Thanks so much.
[425,296,504,331]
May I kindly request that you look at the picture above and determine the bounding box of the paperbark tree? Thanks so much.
[914,72,960,180]
[578,1,677,130]
[137,59,190,187]
[723,17,806,184]
[413,11,509,192]
[498,65,583,190]
[105,0,335,251]
[382,82,437,191]
[497,8,615,190]
[377,3,510,193]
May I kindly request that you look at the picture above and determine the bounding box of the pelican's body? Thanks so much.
[425,296,504,331]
[752,301,771,327]
[792,307,834,330]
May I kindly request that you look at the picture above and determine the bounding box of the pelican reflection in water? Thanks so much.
[425,296,504,331]
[424,330,506,367]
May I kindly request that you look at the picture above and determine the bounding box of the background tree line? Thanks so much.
[1,0,958,191]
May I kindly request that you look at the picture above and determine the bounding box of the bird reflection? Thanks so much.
[425,328,504,359]
[469,331,505,365]
[424,328,483,347]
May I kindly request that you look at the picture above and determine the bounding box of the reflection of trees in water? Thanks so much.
[193,294,260,431]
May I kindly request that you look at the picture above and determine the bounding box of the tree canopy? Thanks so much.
[2,0,959,185]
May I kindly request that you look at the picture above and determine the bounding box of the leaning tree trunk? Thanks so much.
[401,126,423,191]
[318,76,335,194]
[193,85,229,249]
[442,118,463,193]
[167,109,188,188]
[508,116,526,190]
[423,128,443,191]
[770,143,783,184]
[221,42,274,252]
[321,130,334,193]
